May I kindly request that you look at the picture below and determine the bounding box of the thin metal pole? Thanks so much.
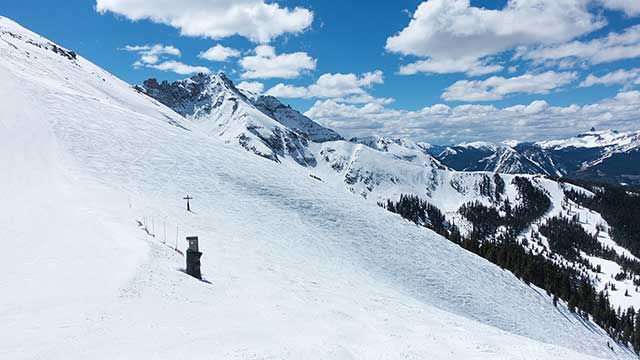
[175,225,179,250]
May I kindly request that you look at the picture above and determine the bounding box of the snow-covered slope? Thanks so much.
[0,16,635,359]
[311,139,640,312]
[313,140,522,214]
[350,136,447,170]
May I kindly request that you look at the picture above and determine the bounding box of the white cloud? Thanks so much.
[504,100,551,114]
[123,43,209,75]
[399,57,503,76]
[265,83,309,98]
[239,45,316,79]
[522,25,640,65]
[198,44,240,62]
[386,0,604,75]
[333,94,395,105]
[304,91,640,144]
[237,81,264,94]
[145,61,211,75]
[580,68,640,87]
[599,0,640,16]
[122,44,181,64]
[96,0,313,43]
[265,71,392,104]
[308,71,383,98]
[442,71,577,102]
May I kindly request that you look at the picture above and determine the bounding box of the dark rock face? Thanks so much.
[136,73,321,167]
[136,73,341,143]
[135,73,228,117]
[1,28,77,61]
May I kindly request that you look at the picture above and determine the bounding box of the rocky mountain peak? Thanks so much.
[137,72,342,143]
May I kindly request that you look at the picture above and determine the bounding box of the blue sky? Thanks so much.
[2,0,640,144]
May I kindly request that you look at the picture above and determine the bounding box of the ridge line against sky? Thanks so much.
[2,0,640,144]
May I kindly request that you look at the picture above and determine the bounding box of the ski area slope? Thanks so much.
[0,16,634,359]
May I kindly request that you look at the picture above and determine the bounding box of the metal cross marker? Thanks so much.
[183,195,193,212]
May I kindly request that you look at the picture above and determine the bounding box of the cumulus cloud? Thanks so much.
[198,44,240,62]
[599,0,640,16]
[580,68,640,87]
[521,25,640,65]
[399,57,503,77]
[122,43,210,75]
[442,71,577,102]
[386,0,604,75]
[145,61,211,75]
[304,91,640,144]
[96,0,313,43]
[265,71,393,104]
[122,44,180,65]
[237,81,264,94]
[239,45,316,79]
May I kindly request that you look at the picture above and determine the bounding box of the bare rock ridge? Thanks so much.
[136,73,341,167]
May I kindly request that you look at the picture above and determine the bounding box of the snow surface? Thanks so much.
[312,139,640,312]
[0,16,636,359]
[538,130,640,150]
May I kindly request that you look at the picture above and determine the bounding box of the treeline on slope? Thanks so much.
[382,176,640,352]
[538,215,640,277]
[459,176,551,241]
[539,216,613,262]
[563,178,640,259]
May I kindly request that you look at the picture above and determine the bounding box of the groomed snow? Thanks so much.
[0,16,635,359]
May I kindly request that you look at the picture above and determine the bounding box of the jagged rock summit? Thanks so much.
[136,72,342,166]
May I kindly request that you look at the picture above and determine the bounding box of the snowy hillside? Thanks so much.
[1,15,636,359]
[350,136,447,170]
[310,139,640,313]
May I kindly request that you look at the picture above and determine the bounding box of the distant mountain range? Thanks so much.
[426,130,640,185]
[137,73,640,186]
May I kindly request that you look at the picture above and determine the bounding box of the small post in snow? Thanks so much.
[186,236,202,280]
[183,195,193,212]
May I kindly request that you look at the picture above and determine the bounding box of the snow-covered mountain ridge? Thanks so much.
[430,130,640,184]
[1,15,639,359]
[538,129,640,150]
[136,73,341,166]
[135,65,640,185]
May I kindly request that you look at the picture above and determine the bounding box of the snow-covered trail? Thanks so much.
[0,16,634,359]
